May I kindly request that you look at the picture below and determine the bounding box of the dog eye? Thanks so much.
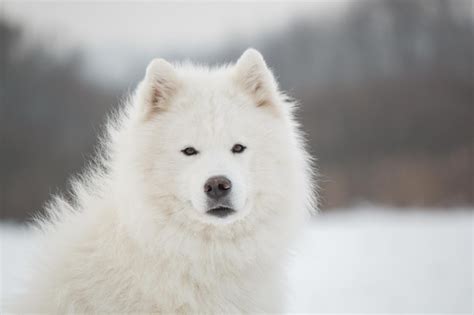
[231,144,246,154]
[181,147,198,156]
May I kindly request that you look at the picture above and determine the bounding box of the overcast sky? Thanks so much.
[2,1,349,84]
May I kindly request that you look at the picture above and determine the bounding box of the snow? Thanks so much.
[1,207,472,313]
[0,223,38,307]
[288,207,473,313]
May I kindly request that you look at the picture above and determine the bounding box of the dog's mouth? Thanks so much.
[206,206,236,218]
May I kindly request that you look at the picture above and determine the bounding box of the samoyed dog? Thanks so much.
[13,49,316,313]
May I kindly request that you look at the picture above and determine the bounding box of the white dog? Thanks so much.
[12,49,316,313]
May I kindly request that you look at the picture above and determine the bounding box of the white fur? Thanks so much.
[11,49,317,313]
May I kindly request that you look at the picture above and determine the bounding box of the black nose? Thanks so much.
[204,176,232,200]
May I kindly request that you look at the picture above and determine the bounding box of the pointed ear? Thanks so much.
[136,58,178,118]
[233,48,278,107]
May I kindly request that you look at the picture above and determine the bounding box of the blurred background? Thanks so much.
[0,0,472,312]
[1,0,472,220]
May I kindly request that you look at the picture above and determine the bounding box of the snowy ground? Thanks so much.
[1,207,472,313]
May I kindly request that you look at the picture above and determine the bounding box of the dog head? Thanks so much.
[116,49,314,229]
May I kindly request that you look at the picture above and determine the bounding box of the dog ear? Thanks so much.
[137,58,178,118]
[234,48,278,107]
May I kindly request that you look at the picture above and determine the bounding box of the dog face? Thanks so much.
[121,49,309,227]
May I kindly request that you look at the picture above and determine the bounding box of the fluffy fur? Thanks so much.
[12,49,316,313]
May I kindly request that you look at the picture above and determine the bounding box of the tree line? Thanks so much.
[1,0,472,220]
